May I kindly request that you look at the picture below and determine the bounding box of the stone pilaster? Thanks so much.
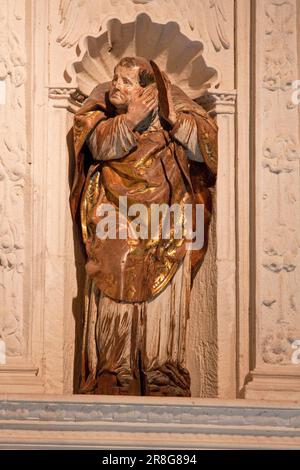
[0,0,45,393]
[245,0,300,400]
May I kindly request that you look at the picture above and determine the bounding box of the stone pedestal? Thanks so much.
[0,395,299,449]
[244,0,300,401]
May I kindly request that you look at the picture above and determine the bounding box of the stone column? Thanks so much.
[189,90,237,399]
[215,92,237,398]
[245,0,300,401]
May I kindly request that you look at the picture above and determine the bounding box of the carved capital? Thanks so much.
[197,90,237,115]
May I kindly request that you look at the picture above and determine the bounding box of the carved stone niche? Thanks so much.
[57,13,227,397]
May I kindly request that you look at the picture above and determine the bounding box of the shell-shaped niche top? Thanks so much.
[65,13,219,100]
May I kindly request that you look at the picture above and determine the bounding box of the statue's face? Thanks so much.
[109,65,142,110]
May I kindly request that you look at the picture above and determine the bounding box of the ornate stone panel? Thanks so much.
[245,0,300,400]
[0,395,299,449]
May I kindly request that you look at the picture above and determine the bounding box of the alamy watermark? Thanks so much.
[291,339,300,365]
[291,80,300,105]
[95,196,204,251]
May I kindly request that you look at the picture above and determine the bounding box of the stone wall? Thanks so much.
[0,0,299,402]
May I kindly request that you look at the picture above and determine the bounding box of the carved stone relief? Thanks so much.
[57,0,230,52]
[263,0,294,91]
[60,13,219,100]
[263,135,300,174]
[262,328,298,364]
[256,0,300,368]
[3,0,298,401]
[50,0,235,398]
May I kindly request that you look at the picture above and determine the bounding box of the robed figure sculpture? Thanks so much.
[70,56,217,397]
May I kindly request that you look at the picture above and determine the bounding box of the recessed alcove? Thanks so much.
[63,13,222,398]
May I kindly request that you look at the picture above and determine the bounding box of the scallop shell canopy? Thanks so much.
[66,14,219,100]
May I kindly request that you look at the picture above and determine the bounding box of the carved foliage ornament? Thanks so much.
[263,227,299,274]
[259,1,300,367]
[263,0,294,91]
[62,13,219,100]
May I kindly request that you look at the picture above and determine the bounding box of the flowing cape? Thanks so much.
[70,80,218,299]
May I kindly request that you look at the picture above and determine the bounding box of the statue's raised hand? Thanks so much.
[125,84,158,130]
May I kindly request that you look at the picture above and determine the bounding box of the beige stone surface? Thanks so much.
[244,0,300,401]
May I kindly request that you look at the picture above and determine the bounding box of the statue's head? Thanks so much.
[109,56,155,111]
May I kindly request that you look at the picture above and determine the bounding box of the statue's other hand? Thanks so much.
[125,84,158,130]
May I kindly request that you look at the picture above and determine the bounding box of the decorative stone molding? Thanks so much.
[0,395,299,449]
[62,13,219,99]
[5,0,300,411]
